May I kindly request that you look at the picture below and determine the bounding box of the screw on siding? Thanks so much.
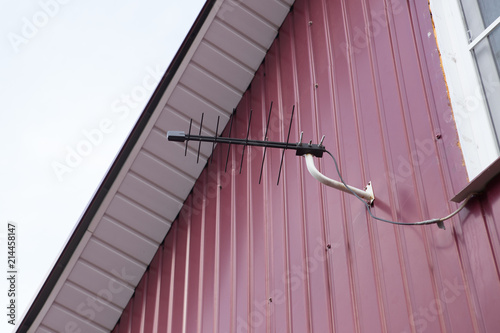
[309,21,313,25]
[269,297,273,303]
[435,134,442,140]
[315,83,319,88]
[219,185,222,189]
[326,244,331,250]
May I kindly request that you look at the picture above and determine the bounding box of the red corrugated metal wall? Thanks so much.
[113,0,500,332]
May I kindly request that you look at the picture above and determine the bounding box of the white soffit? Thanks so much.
[26,0,294,332]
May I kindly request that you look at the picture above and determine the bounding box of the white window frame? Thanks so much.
[430,0,500,180]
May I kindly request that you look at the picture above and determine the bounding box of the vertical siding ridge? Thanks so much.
[367,0,416,328]
[357,0,389,331]
[153,248,163,333]
[275,28,293,333]
[379,0,426,325]
[405,2,488,327]
[166,224,177,333]
[480,194,500,278]
[260,81,272,333]
[245,122,255,332]
[387,3,450,333]
[262,58,277,333]
[307,0,336,331]
[293,3,314,332]
[231,140,238,333]
[364,0,398,330]
[213,172,221,333]
[344,0,385,330]
[140,273,148,333]
[325,0,354,329]
[182,201,192,333]
[451,213,484,332]
[408,3,482,329]
[338,0,362,331]
[405,0,457,207]
[402,6,461,332]
[318,0,339,331]
[196,172,207,333]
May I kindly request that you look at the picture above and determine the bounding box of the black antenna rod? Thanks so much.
[239,109,253,174]
[277,105,294,185]
[168,133,325,155]
[224,109,236,172]
[167,110,325,158]
[259,101,273,184]
[196,113,204,163]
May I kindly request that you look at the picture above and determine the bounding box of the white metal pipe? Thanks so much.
[304,154,374,203]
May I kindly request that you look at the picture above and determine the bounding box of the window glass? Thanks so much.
[460,0,500,144]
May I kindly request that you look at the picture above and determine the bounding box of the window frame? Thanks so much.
[430,0,500,181]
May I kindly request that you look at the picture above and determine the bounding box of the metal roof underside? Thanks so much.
[20,0,294,332]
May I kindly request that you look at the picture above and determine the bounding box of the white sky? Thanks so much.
[0,0,205,331]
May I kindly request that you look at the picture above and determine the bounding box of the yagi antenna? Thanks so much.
[166,104,478,230]
[166,104,374,203]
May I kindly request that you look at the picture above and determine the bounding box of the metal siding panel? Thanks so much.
[242,0,290,27]
[118,173,184,222]
[217,149,234,333]
[170,212,189,333]
[216,2,278,49]
[205,20,266,71]
[143,251,162,332]
[54,282,122,330]
[274,12,312,333]
[111,0,500,332]
[93,216,158,265]
[67,260,135,308]
[193,41,255,92]
[130,273,147,332]
[157,231,175,332]
[185,184,204,333]
[263,45,293,332]
[167,86,229,131]
[131,150,195,202]
[199,169,218,333]
[106,194,171,244]
[42,305,107,333]
[247,76,270,333]
[180,63,244,111]
[80,238,146,287]
[231,104,251,332]
[117,302,131,333]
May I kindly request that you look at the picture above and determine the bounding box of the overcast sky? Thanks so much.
[0,0,204,331]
